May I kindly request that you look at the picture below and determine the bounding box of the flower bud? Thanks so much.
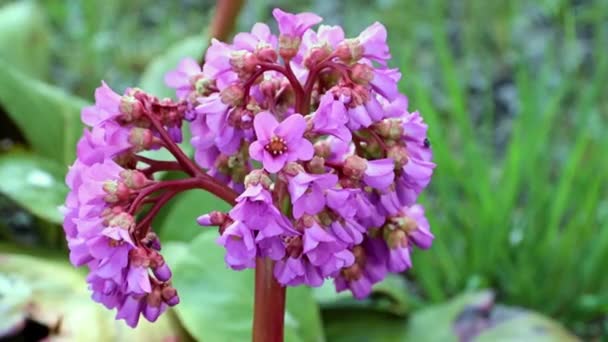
[304,45,332,69]
[129,127,155,151]
[385,228,407,249]
[244,169,273,189]
[120,170,149,189]
[161,286,180,306]
[256,43,278,63]
[335,39,363,63]
[119,95,144,122]
[197,211,228,226]
[194,76,216,96]
[278,35,301,60]
[341,263,362,281]
[220,84,245,107]
[374,119,403,139]
[307,156,326,174]
[350,63,374,85]
[386,145,409,168]
[103,180,130,203]
[343,155,367,180]
[107,212,135,230]
[153,262,172,282]
[314,140,331,159]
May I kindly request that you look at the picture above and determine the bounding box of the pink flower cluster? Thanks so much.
[172,9,436,298]
[64,7,436,327]
[63,84,185,327]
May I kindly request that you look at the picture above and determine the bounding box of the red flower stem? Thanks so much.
[252,257,285,342]
[135,189,181,232]
[146,114,203,177]
[257,62,306,114]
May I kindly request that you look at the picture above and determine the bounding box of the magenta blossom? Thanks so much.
[249,112,314,172]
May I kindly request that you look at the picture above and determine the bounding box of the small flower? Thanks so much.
[164,58,204,99]
[217,220,257,270]
[287,172,338,218]
[272,8,322,39]
[249,112,314,173]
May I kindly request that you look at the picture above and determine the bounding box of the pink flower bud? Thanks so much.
[153,262,172,282]
[278,35,301,60]
[161,286,180,306]
[128,127,155,151]
[244,169,273,189]
[103,180,131,203]
[120,170,149,189]
[304,45,332,69]
[350,63,374,85]
[197,211,228,226]
[335,39,363,63]
[119,95,144,122]
[256,44,278,63]
[220,84,245,107]
[343,155,367,180]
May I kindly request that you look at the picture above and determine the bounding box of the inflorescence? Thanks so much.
[63,8,435,327]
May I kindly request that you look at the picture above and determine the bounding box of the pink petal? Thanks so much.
[253,111,279,142]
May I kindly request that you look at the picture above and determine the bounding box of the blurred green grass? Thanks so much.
[0,0,606,338]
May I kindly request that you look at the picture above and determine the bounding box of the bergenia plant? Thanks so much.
[62,7,435,341]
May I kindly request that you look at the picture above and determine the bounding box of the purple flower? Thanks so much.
[312,93,352,142]
[217,221,256,270]
[233,23,278,52]
[165,58,203,99]
[357,22,390,64]
[229,184,275,227]
[402,204,434,249]
[363,158,395,190]
[249,112,314,173]
[272,8,322,39]
[81,81,122,127]
[288,172,338,218]
[302,221,354,275]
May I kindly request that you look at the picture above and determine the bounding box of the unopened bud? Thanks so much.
[244,169,273,189]
[335,39,363,63]
[281,162,305,177]
[386,145,409,168]
[304,45,332,69]
[153,262,172,282]
[308,156,326,174]
[375,119,403,139]
[385,229,407,249]
[119,95,144,122]
[120,170,149,189]
[161,286,180,306]
[129,127,155,151]
[350,63,374,85]
[197,211,228,226]
[108,212,135,230]
[341,263,362,281]
[314,140,331,158]
[278,35,301,60]
[220,85,245,107]
[194,77,216,96]
[256,44,278,63]
[343,155,367,180]
[103,180,130,203]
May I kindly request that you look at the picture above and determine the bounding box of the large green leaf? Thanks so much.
[314,274,417,316]
[0,60,87,166]
[162,232,325,341]
[139,35,207,99]
[0,251,190,341]
[0,153,67,224]
[0,1,50,79]
[323,310,409,342]
[406,291,578,341]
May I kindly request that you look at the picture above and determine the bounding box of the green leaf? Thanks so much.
[0,251,190,341]
[314,274,417,316]
[162,233,325,341]
[406,291,578,341]
[157,189,230,242]
[139,35,207,99]
[0,153,67,224]
[0,1,50,79]
[0,60,87,166]
[323,310,408,342]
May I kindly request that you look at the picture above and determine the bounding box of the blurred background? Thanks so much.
[0,0,606,340]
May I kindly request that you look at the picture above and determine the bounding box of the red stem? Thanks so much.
[252,258,286,342]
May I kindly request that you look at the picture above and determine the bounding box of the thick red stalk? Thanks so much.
[252,258,286,342]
